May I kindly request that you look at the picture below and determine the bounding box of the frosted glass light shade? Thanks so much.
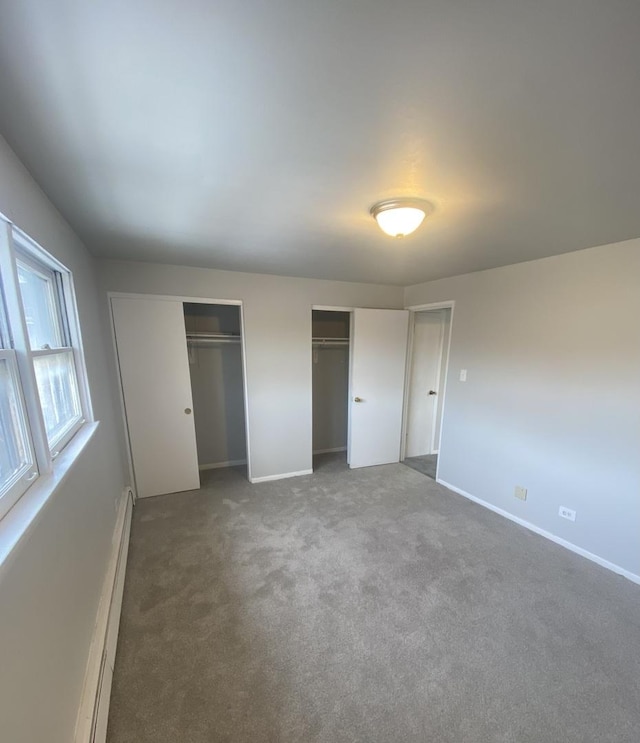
[370,199,432,237]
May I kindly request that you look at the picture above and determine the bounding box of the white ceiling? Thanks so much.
[0,1,639,285]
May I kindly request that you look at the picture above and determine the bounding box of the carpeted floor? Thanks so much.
[107,453,640,743]
[403,453,438,479]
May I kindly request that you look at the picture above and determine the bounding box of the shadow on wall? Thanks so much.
[184,303,247,469]
[188,343,247,465]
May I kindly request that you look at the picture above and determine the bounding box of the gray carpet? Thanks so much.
[107,453,640,743]
[404,453,438,479]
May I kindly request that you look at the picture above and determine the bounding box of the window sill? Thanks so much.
[0,420,100,574]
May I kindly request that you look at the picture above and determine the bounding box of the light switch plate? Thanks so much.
[514,485,527,501]
[459,369,467,382]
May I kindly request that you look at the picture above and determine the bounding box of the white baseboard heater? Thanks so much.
[75,486,134,743]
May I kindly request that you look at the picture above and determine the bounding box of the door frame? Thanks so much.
[107,292,253,490]
[311,305,354,468]
[401,301,455,481]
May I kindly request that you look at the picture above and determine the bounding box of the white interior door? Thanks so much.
[111,296,200,498]
[348,308,409,468]
[405,312,444,457]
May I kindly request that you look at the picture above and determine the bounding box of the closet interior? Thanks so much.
[183,303,247,476]
[312,310,350,467]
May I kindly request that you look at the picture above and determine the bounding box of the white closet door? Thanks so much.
[111,296,200,498]
[348,308,409,468]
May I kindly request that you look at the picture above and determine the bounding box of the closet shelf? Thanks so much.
[312,336,349,346]
[186,332,241,345]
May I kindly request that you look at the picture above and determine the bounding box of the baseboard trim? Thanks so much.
[437,479,640,586]
[250,469,313,484]
[75,486,134,743]
[313,447,347,455]
[199,459,247,471]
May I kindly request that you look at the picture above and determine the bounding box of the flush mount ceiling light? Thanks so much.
[370,198,433,238]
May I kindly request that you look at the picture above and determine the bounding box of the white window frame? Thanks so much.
[16,249,85,452]
[0,217,93,520]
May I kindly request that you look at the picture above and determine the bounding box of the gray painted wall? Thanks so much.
[99,261,404,480]
[312,311,349,453]
[0,136,128,742]
[188,345,247,466]
[184,304,247,467]
[313,346,349,452]
[405,239,640,577]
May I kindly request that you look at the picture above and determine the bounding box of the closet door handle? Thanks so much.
[353,397,363,403]
[184,408,192,415]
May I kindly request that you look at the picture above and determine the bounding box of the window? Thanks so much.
[17,254,83,449]
[0,291,37,507]
[0,218,91,519]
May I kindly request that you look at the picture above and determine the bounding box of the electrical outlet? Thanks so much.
[514,485,527,501]
[559,506,576,522]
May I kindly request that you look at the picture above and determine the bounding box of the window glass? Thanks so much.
[33,351,82,446]
[0,357,32,494]
[17,260,63,350]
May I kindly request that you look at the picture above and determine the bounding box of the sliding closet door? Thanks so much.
[348,308,409,468]
[111,296,200,498]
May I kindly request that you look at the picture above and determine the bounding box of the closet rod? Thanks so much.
[312,337,349,346]
[186,332,241,345]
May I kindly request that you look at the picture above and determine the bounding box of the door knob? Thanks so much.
[184,407,192,414]
[353,396,363,403]
[428,390,437,396]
